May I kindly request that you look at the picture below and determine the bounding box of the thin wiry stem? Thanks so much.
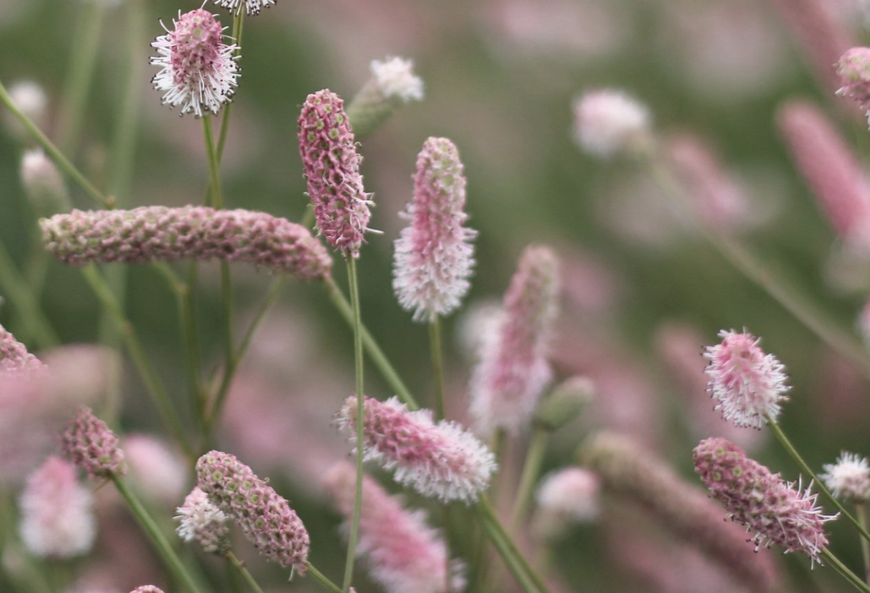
[224,550,265,593]
[510,427,549,531]
[305,562,344,593]
[822,548,870,593]
[856,503,870,584]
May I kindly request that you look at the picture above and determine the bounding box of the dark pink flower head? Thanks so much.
[704,330,789,429]
[298,89,373,258]
[337,396,496,504]
[393,137,476,322]
[837,47,870,122]
[196,450,309,573]
[0,323,43,373]
[469,245,560,435]
[61,406,125,479]
[151,9,240,117]
[694,437,836,566]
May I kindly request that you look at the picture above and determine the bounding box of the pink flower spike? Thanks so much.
[0,323,43,372]
[393,137,476,322]
[336,396,496,503]
[150,9,240,117]
[212,0,275,16]
[324,462,465,593]
[694,437,836,566]
[175,486,229,554]
[704,329,790,429]
[298,89,373,258]
[469,245,560,435]
[196,450,309,572]
[837,47,870,124]
[61,406,126,479]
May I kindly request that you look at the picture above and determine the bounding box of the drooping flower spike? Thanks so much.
[393,137,476,322]
[212,0,275,16]
[336,395,496,503]
[151,9,240,117]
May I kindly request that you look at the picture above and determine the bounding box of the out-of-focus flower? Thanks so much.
[572,89,652,158]
[0,323,42,372]
[532,467,599,539]
[41,206,332,280]
[694,437,836,566]
[298,89,373,258]
[3,80,48,141]
[324,462,464,593]
[175,486,229,554]
[820,452,870,501]
[129,587,165,593]
[20,149,70,218]
[837,47,870,124]
[61,406,126,479]
[212,0,275,16]
[123,435,187,506]
[534,376,594,432]
[469,245,559,435]
[19,456,96,558]
[455,299,503,361]
[336,395,496,503]
[196,451,309,572]
[393,137,476,322]
[347,56,424,137]
[704,330,790,430]
[150,9,240,117]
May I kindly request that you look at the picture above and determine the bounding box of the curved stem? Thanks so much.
[224,551,265,593]
[429,318,446,420]
[305,562,344,593]
[510,427,548,531]
[822,548,870,593]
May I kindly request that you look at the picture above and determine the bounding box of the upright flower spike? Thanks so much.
[336,395,496,503]
[196,451,309,573]
[572,89,652,158]
[704,329,790,429]
[175,486,229,554]
[61,406,126,479]
[151,9,240,117]
[298,89,373,259]
[41,206,332,280]
[469,245,560,435]
[393,138,476,322]
[212,0,275,16]
[694,437,836,566]
[820,452,870,502]
[324,462,465,593]
[347,56,424,137]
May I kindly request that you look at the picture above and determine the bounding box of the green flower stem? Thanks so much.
[0,240,59,348]
[0,80,111,208]
[856,503,870,584]
[510,427,549,531]
[342,255,365,593]
[305,562,345,593]
[111,475,205,593]
[429,318,446,420]
[323,276,420,410]
[766,415,870,542]
[476,506,538,593]
[224,550,265,593]
[81,265,192,457]
[216,11,245,162]
[822,548,870,593]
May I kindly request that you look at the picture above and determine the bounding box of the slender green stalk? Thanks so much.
[0,240,58,348]
[429,318,446,420]
[112,476,204,593]
[224,550,265,593]
[81,265,191,457]
[510,427,549,531]
[323,277,419,410]
[305,562,345,593]
[822,548,870,593]
[766,416,870,542]
[856,503,870,584]
[479,512,538,593]
[0,79,111,208]
[342,256,365,592]
[216,11,245,162]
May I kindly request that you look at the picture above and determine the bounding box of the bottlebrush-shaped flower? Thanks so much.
[837,47,870,123]
[40,206,332,280]
[469,245,560,435]
[19,456,96,558]
[212,0,275,16]
[298,89,373,258]
[61,406,126,479]
[573,89,652,158]
[175,486,229,554]
[393,137,476,322]
[196,451,309,572]
[704,329,790,429]
[324,462,465,593]
[151,9,240,117]
[336,396,496,503]
[0,323,43,372]
[694,437,836,566]
[820,452,870,502]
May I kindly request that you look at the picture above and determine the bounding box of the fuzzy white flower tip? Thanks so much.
[573,89,651,158]
[213,0,276,16]
[371,56,424,102]
[821,452,870,501]
[175,486,229,553]
[533,467,600,539]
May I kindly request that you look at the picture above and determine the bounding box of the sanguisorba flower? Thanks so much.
[175,486,229,554]
[130,587,165,593]
[393,137,476,322]
[151,9,240,117]
[324,462,465,593]
[212,0,275,16]
[837,47,870,123]
[61,406,126,479]
[694,437,836,566]
[196,450,309,573]
[298,89,373,259]
[346,56,424,136]
[533,467,600,539]
[820,452,870,502]
[704,329,789,430]
[572,89,652,158]
[336,395,496,503]
[41,206,332,280]
[0,323,43,372]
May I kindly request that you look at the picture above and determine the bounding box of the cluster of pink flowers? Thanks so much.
[61,406,126,479]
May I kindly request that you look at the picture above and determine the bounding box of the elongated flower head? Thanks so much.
[469,245,560,435]
[151,9,240,117]
[61,406,126,479]
[196,450,309,572]
[337,396,496,503]
[704,330,789,429]
[298,89,372,258]
[324,462,464,593]
[41,206,332,280]
[175,486,229,554]
[837,47,870,123]
[573,89,652,158]
[19,456,95,558]
[694,437,836,566]
[393,138,476,322]
[212,0,275,16]
[820,452,870,501]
